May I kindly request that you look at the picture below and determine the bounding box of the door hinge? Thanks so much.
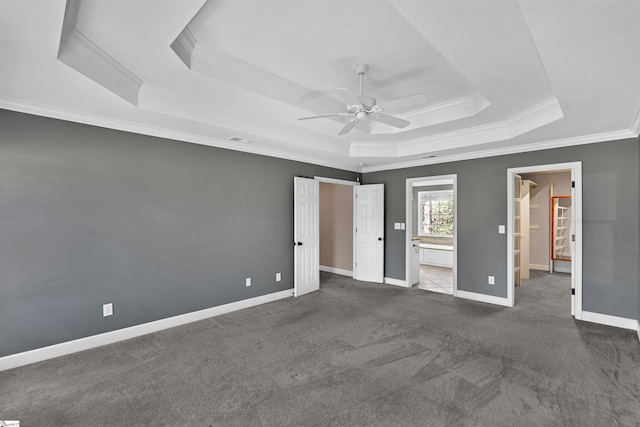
[571,288,575,295]
[571,181,575,188]
[572,235,575,242]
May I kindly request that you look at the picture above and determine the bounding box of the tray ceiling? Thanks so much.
[1,0,638,172]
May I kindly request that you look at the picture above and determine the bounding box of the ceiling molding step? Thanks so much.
[57,0,142,106]
[0,98,359,173]
[348,141,399,158]
[371,93,490,135]
[373,97,564,158]
[361,129,636,173]
[630,106,640,136]
[175,40,343,116]
[170,28,197,69]
[505,97,563,138]
[58,0,81,49]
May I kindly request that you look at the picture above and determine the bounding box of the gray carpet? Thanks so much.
[1,271,639,426]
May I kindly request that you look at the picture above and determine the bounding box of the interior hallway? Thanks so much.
[1,271,639,426]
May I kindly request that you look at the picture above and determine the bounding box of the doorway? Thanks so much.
[507,162,582,319]
[405,175,457,295]
[295,176,385,297]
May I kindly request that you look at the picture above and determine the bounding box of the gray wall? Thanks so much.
[0,110,355,356]
[364,138,639,320]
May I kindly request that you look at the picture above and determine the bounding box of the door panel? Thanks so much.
[355,184,384,283]
[294,177,319,297]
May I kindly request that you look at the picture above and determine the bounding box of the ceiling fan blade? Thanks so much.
[373,113,410,129]
[298,113,347,121]
[338,118,358,135]
[335,88,363,107]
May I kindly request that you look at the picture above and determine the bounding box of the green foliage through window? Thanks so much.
[419,193,454,236]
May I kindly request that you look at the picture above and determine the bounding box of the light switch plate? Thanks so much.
[276,273,281,282]
[246,278,251,287]
[498,225,505,234]
[400,223,406,230]
[394,223,400,230]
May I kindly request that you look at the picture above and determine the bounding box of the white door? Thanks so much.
[355,184,384,283]
[294,177,320,297]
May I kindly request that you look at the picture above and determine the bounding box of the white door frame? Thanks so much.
[405,174,458,294]
[314,176,359,278]
[506,162,582,319]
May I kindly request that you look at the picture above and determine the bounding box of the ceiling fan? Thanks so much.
[298,64,411,135]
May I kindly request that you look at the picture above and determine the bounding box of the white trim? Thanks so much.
[455,290,511,307]
[507,162,582,317]
[58,20,142,105]
[529,263,549,271]
[170,28,197,68]
[362,130,634,173]
[406,175,458,296]
[320,265,353,277]
[0,99,359,173]
[637,321,640,342]
[580,311,638,331]
[313,176,360,186]
[0,289,293,372]
[384,277,408,288]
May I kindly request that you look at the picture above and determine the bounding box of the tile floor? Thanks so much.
[414,264,454,294]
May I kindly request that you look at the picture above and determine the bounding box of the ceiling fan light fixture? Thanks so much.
[297,63,411,135]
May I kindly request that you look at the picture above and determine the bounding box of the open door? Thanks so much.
[354,184,384,283]
[294,177,320,297]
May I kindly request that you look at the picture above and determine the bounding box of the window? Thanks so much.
[418,190,454,236]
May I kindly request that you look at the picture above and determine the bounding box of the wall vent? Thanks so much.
[228,136,253,143]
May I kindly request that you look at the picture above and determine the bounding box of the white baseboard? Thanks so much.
[456,290,511,307]
[529,263,549,271]
[384,277,409,288]
[0,289,294,372]
[320,265,353,277]
[580,311,638,331]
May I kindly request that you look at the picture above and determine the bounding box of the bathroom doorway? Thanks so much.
[405,175,457,295]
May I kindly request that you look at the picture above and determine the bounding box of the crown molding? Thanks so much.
[2,98,634,175]
[57,0,142,105]
[370,93,490,135]
[170,28,197,68]
[0,98,359,173]
[352,97,563,158]
[361,129,636,173]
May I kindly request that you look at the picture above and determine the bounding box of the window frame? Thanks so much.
[417,189,454,237]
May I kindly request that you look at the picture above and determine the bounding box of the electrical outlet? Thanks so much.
[488,276,495,285]
[103,303,113,317]
[276,273,281,282]
[246,277,251,287]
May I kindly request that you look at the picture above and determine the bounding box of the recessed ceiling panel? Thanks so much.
[189,0,475,106]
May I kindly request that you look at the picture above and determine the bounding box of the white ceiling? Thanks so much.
[1,0,639,172]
